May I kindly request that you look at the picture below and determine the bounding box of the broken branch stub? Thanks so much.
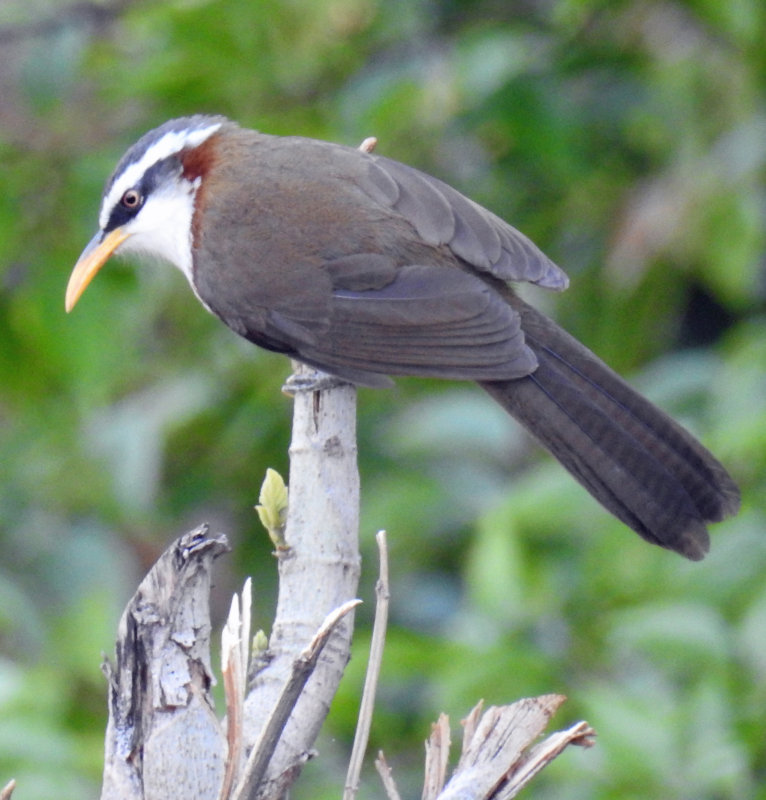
[100,526,230,800]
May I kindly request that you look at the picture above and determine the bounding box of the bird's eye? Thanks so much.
[121,189,142,209]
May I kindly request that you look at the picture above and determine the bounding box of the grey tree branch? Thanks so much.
[96,363,362,800]
[87,359,593,800]
[240,363,362,798]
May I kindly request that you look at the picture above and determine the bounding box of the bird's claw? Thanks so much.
[282,367,347,396]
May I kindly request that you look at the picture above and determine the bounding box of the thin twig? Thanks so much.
[218,579,252,800]
[219,604,242,800]
[234,598,361,800]
[495,720,596,800]
[458,701,484,771]
[374,752,402,800]
[423,714,451,800]
[343,531,391,800]
[358,137,378,153]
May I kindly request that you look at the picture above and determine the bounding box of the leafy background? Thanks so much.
[1,0,765,797]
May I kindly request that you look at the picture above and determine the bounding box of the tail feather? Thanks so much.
[480,298,740,560]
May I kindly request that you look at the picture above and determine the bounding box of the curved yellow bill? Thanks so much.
[65,227,131,312]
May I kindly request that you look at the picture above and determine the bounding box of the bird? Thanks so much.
[65,115,740,560]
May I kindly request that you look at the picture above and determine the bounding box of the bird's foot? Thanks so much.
[282,364,348,395]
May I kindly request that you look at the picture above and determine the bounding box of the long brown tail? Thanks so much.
[479,297,740,559]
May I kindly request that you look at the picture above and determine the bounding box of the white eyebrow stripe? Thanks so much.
[99,122,222,229]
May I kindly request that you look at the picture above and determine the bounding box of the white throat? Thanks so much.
[117,179,200,285]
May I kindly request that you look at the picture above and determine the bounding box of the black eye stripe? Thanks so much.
[103,156,180,233]
[104,202,137,233]
[141,156,180,192]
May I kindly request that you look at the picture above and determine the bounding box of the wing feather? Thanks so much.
[362,154,569,289]
[263,264,537,384]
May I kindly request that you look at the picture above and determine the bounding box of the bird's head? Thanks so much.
[65,115,228,312]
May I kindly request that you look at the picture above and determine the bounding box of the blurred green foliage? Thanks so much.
[1,0,765,797]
